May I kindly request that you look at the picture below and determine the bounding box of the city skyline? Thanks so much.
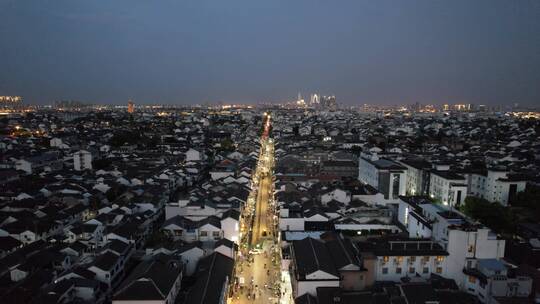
[1,2,539,303]
[1,0,540,106]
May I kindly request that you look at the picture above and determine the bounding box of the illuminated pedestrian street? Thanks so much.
[229,114,286,304]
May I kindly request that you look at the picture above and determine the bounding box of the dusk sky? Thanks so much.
[1,0,539,106]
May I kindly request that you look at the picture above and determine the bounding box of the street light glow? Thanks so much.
[230,117,286,304]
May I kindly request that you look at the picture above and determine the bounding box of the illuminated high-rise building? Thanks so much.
[296,93,306,108]
[310,94,320,106]
[127,99,135,113]
[0,96,23,110]
[321,95,337,110]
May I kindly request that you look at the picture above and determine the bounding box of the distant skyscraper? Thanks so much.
[296,93,306,107]
[128,99,135,113]
[310,94,320,106]
[0,96,23,110]
[321,95,337,110]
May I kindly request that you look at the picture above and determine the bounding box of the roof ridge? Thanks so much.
[308,237,320,273]
[114,276,164,300]
[146,277,166,299]
[337,236,353,265]
[200,253,217,303]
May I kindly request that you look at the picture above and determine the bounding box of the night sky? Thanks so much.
[1,0,539,106]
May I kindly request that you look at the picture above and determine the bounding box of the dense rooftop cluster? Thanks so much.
[0,106,539,304]
[0,108,263,304]
[271,108,540,304]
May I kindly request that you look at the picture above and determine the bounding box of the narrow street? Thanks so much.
[229,114,284,304]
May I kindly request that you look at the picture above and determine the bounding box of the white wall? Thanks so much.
[210,171,234,181]
[185,149,201,162]
[334,224,400,233]
[165,203,218,221]
[198,224,222,242]
[406,217,432,239]
[445,228,505,288]
[279,217,305,231]
[358,158,378,188]
[15,160,32,174]
[391,172,407,198]
[215,245,234,259]
[374,255,447,282]
[402,163,422,195]
[74,150,92,171]
[470,170,527,206]
[221,218,239,244]
[296,280,340,297]
[179,248,204,276]
[429,174,466,206]
[321,189,350,204]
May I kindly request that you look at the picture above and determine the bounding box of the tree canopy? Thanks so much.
[461,196,516,235]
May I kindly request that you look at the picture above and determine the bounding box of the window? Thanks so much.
[409,256,416,263]
[409,267,415,274]
[392,174,401,198]
[435,256,444,263]
[382,268,388,274]
[212,231,220,237]
[174,230,183,236]
[200,231,208,237]
[436,267,443,274]
[423,267,429,274]
[396,267,402,274]
[404,207,409,225]
[383,256,389,263]
[468,276,477,283]
[468,245,474,253]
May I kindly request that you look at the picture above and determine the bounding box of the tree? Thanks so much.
[145,230,172,248]
[92,158,112,170]
[512,185,540,221]
[220,138,235,152]
[105,185,126,202]
[109,131,141,147]
[89,196,101,211]
[461,197,516,234]
[350,145,363,157]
